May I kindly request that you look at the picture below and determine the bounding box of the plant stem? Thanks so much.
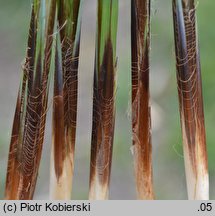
[50,0,82,199]
[89,0,118,200]
[131,0,154,200]
[172,0,209,200]
[5,0,56,200]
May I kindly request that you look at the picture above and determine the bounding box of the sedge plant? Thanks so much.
[172,0,209,200]
[3,0,210,201]
[89,0,118,200]
[50,0,82,200]
[131,0,154,199]
[5,0,56,199]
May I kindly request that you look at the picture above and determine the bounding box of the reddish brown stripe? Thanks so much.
[53,43,65,180]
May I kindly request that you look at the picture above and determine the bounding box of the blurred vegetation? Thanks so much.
[0,0,215,199]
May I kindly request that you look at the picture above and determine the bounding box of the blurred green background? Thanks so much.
[0,0,214,199]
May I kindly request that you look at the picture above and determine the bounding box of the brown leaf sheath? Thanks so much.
[89,39,116,200]
[5,5,38,199]
[26,0,57,199]
[173,0,209,199]
[50,38,68,199]
[50,1,82,199]
[131,0,154,199]
[89,0,118,200]
[5,0,56,199]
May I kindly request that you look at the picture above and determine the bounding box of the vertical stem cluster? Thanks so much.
[172,0,209,200]
[50,0,82,199]
[5,0,56,200]
[131,0,154,199]
[89,0,118,200]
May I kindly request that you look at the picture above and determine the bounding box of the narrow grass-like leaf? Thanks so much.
[5,0,56,200]
[131,0,154,200]
[49,0,82,199]
[89,0,118,200]
[172,0,209,200]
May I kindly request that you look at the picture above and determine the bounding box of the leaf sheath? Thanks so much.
[89,0,118,200]
[5,0,56,199]
[131,0,154,200]
[172,0,209,200]
[50,0,82,199]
